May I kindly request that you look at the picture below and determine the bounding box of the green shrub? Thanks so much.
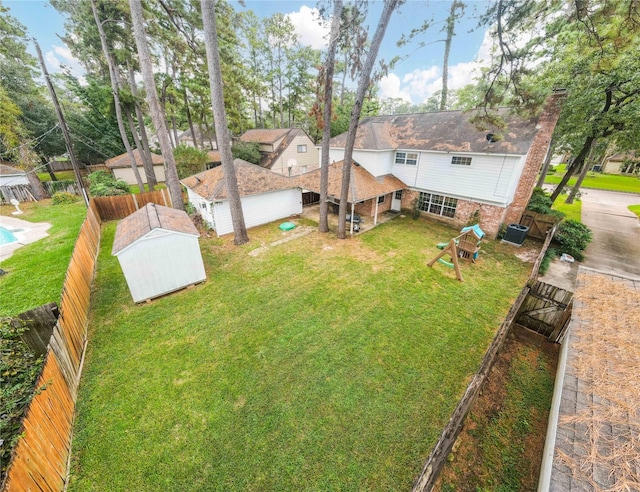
[51,191,80,205]
[88,171,129,197]
[232,141,261,165]
[538,247,558,275]
[553,220,592,261]
[174,145,208,179]
[526,187,565,219]
[0,318,44,480]
[48,179,77,193]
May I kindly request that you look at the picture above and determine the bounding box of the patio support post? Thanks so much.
[350,202,355,235]
[374,197,379,225]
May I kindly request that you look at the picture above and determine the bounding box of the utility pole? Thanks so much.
[34,39,89,207]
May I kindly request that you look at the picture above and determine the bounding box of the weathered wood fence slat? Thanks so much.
[519,210,560,241]
[3,191,172,491]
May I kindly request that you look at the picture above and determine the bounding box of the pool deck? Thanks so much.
[0,215,52,263]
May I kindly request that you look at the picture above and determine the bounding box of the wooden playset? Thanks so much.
[427,224,485,282]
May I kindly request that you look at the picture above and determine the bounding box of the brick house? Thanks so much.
[324,93,564,237]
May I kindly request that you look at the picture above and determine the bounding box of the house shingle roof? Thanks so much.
[329,109,540,155]
[0,162,24,175]
[294,160,406,202]
[112,203,199,255]
[239,128,292,145]
[181,159,298,200]
[106,149,164,169]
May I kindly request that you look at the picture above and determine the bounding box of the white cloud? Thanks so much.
[378,73,412,102]
[379,29,494,105]
[286,6,329,49]
[45,44,85,82]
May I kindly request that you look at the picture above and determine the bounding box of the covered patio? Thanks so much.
[295,160,407,233]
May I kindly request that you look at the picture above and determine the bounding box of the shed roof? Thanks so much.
[106,149,164,169]
[329,109,540,155]
[112,203,199,255]
[181,159,298,201]
[0,162,24,175]
[294,160,406,203]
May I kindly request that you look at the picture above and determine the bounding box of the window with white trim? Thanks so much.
[377,195,385,204]
[451,155,472,166]
[395,151,418,165]
[417,192,457,218]
[297,144,307,153]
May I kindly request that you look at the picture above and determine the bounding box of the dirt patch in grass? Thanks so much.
[434,327,559,492]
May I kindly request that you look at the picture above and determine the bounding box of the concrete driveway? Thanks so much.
[579,189,640,279]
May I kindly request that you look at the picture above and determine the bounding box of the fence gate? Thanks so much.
[519,211,559,240]
[515,280,573,342]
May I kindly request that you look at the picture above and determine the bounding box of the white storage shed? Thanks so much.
[112,203,206,303]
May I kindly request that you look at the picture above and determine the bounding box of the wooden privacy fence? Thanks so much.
[516,280,573,342]
[11,303,60,357]
[92,189,171,221]
[519,210,559,240]
[0,185,37,203]
[412,224,559,492]
[2,201,102,492]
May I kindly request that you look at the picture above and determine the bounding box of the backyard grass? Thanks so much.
[629,204,640,218]
[37,170,77,182]
[0,200,87,317]
[544,164,640,193]
[68,216,532,491]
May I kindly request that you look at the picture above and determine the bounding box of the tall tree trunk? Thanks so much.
[126,110,149,191]
[566,141,598,204]
[22,148,48,200]
[43,157,57,181]
[130,0,184,211]
[319,0,343,233]
[440,1,462,110]
[183,90,198,150]
[549,135,596,203]
[201,0,248,245]
[337,0,399,239]
[128,62,157,189]
[535,137,555,188]
[91,0,145,192]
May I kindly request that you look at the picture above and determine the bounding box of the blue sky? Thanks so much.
[5,0,492,104]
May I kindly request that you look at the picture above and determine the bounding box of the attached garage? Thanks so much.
[181,159,302,237]
[112,203,206,303]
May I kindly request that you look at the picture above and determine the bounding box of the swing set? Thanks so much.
[427,225,484,282]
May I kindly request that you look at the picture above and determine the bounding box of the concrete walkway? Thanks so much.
[539,188,640,290]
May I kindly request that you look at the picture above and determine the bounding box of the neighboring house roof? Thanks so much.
[0,162,25,175]
[294,160,406,203]
[178,127,215,141]
[181,158,298,200]
[112,203,199,255]
[106,149,164,169]
[240,128,313,170]
[207,150,221,163]
[329,109,540,155]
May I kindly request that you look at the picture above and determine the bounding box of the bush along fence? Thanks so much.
[412,224,560,492]
[1,193,171,492]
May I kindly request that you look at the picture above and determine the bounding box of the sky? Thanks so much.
[4,0,493,106]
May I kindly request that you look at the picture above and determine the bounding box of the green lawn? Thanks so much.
[37,170,77,182]
[0,200,87,317]
[629,204,640,218]
[69,217,531,491]
[552,194,582,222]
[545,164,640,193]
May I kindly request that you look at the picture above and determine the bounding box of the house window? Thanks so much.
[297,144,307,153]
[377,195,385,204]
[451,155,472,166]
[394,190,402,200]
[395,151,418,165]
[417,192,458,218]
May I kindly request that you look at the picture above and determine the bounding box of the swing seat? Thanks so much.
[438,258,455,268]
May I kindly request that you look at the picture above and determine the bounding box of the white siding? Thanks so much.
[396,152,524,206]
[211,188,302,236]
[116,230,206,303]
[324,148,393,176]
[112,165,165,185]
[187,188,215,228]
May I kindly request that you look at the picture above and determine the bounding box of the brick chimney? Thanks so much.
[503,90,567,226]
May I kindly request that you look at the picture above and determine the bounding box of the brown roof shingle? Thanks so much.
[329,109,540,155]
[112,203,199,255]
[106,149,164,169]
[181,159,298,200]
[294,160,406,202]
[239,128,291,145]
